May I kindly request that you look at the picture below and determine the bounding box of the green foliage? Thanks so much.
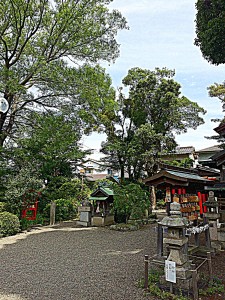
[20,218,30,231]
[195,0,225,65]
[163,158,194,169]
[58,180,91,202]
[0,0,127,145]
[113,183,150,223]
[205,82,225,145]
[156,199,166,209]
[101,67,205,180]
[44,199,78,222]
[199,276,225,296]
[40,177,90,214]
[0,202,7,213]
[4,165,43,216]
[0,212,20,237]
[20,212,45,231]
[139,268,189,300]
[92,179,114,190]
[39,176,68,213]
[13,113,88,179]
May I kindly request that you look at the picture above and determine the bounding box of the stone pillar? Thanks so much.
[159,202,191,288]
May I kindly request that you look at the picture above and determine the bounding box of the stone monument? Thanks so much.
[77,199,92,227]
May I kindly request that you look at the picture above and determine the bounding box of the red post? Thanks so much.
[198,192,203,215]
[202,194,207,213]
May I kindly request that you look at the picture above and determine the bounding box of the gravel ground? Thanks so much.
[0,224,157,300]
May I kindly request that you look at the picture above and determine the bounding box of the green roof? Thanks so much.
[100,187,114,196]
[89,196,108,201]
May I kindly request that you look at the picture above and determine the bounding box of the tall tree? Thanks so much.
[101,67,206,181]
[12,112,87,179]
[0,0,127,145]
[195,0,225,65]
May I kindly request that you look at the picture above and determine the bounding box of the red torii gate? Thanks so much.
[21,190,40,221]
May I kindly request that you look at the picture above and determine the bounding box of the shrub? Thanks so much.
[113,183,150,223]
[0,212,20,237]
[40,177,90,214]
[0,202,7,213]
[44,198,78,222]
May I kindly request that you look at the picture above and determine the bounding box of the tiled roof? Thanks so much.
[175,146,195,154]
[167,170,210,182]
[85,174,109,181]
[197,145,222,152]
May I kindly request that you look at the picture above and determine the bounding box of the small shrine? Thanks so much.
[89,184,114,226]
[143,167,214,220]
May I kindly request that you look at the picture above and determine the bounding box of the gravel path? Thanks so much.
[0,224,157,300]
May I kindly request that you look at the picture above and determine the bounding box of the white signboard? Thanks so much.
[165,260,176,283]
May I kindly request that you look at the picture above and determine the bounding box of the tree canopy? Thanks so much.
[13,112,87,179]
[101,67,206,181]
[0,0,127,145]
[195,0,225,65]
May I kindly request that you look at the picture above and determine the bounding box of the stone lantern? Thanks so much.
[159,202,191,286]
[203,191,219,219]
[203,191,220,249]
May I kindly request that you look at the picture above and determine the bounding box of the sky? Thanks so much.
[83,0,225,158]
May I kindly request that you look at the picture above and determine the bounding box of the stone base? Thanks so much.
[92,215,114,227]
[159,274,192,290]
[76,220,91,227]
[217,227,225,249]
[204,213,220,220]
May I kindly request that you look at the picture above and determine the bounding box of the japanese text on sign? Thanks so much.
[165,260,176,283]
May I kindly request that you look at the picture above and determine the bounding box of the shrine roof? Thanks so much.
[100,187,114,196]
[210,149,225,166]
[89,196,108,201]
[143,169,212,186]
[197,145,222,153]
[90,186,114,198]
[167,170,209,181]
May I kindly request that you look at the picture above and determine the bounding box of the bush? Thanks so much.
[0,212,20,237]
[0,202,7,213]
[113,183,150,223]
[44,198,78,222]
